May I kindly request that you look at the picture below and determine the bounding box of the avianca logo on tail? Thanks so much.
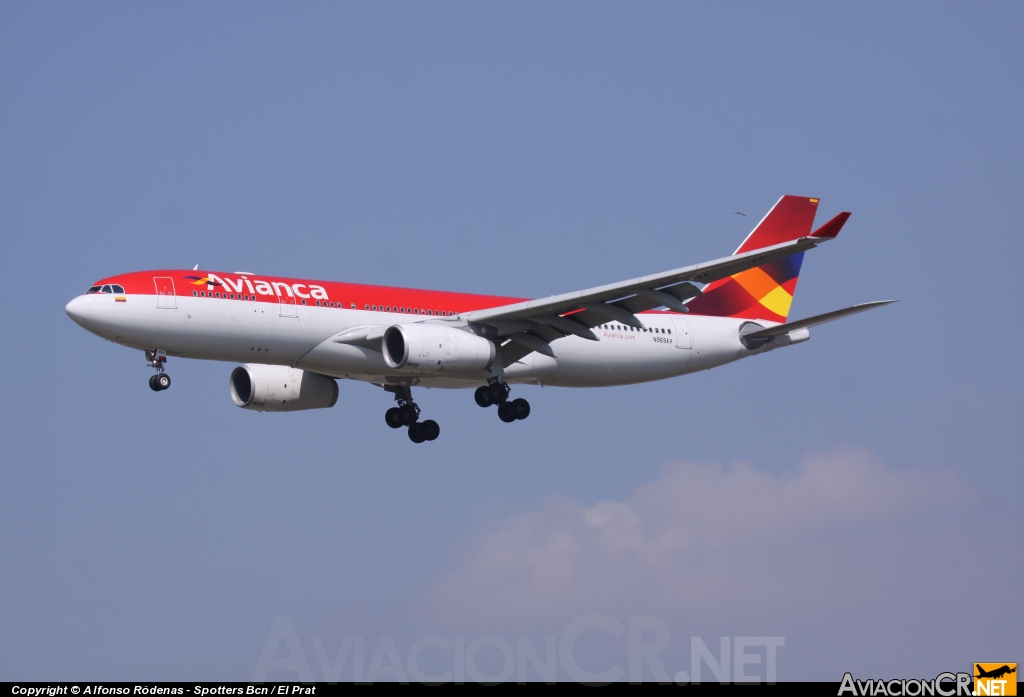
[185,273,330,300]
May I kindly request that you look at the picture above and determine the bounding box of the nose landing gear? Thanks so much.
[383,385,439,443]
[146,350,171,391]
[474,380,530,423]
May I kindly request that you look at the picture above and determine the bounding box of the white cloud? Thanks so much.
[423,447,978,631]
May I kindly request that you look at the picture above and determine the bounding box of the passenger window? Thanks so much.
[192,290,198,297]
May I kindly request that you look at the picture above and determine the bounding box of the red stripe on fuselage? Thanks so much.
[89,269,692,317]
[91,269,528,314]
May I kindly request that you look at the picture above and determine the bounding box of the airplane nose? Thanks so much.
[65,295,94,327]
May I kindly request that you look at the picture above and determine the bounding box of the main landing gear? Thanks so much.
[474,380,530,423]
[383,385,439,444]
[146,350,171,392]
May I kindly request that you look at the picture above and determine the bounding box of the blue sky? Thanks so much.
[1,2,1021,682]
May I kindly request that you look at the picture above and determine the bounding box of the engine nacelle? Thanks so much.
[229,364,338,412]
[383,323,496,373]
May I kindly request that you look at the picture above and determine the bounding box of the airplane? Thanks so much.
[65,195,893,443]
[975,665,1016,680]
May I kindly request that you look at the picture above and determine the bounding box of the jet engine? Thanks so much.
[229,364,338,412]
[383,323,496,373]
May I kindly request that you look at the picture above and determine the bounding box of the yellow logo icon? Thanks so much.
[975,663,1017,696]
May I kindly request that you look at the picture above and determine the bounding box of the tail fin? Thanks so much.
[686,196,849,323]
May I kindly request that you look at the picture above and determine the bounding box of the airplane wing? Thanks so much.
[742,300,896,340]
[461,233,838,364]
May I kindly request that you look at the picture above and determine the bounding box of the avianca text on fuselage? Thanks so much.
[188,273,331,301]
[65,195,894,444]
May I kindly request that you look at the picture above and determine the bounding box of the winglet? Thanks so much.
[810,212,851,240]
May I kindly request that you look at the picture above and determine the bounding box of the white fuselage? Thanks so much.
[65,291,800,389]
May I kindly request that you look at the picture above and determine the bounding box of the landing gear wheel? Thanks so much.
[497,403,516,423]
[511,398,530,420]
[149,375,162,392]
[398,404,419,426]
[385,407,403,429]
[156,374,171,390]
[421,420,440,441]
[408,423,427,443]
[487,382,509,405]
[474,386,492,408]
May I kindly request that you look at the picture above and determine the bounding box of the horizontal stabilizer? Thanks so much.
[743,300,896,340]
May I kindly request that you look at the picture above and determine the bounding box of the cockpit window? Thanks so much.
[86,286,102,294]
[100,285,113,293]
[112,284,125,294]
